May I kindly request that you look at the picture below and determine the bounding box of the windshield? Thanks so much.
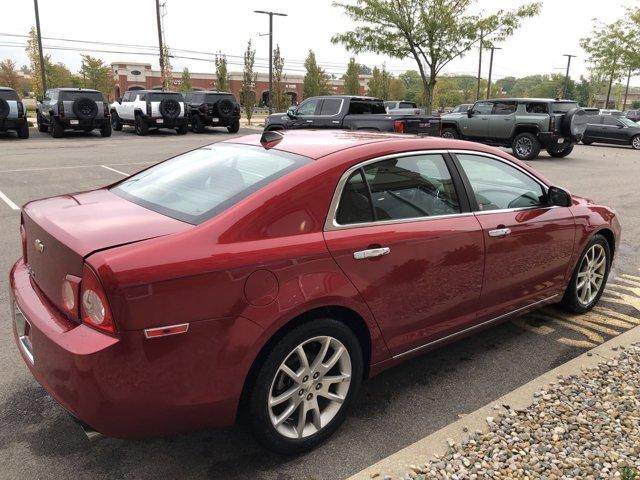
[60,91,103,101]
[620,117,639,127]
[551,102,579,113]
[0,90,19,101]
[112,144,311,225]
[147,92,183,102]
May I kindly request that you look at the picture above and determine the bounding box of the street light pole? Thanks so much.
[476,29,483,101]
[486,46,501,99]
[255,10,287,114]
[562,54,576,99]
[33,0,46,94]
[155,0,165,89]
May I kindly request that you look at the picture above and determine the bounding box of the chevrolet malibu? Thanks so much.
[10,130,620,453]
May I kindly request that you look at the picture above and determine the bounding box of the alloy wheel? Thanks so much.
[576,244,606,306]
[268,336,352,439]
[515,137,533,157]
[632,136,640,150]
[442,131,455,139]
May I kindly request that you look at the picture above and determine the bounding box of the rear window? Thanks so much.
[399,102,417,109]
[147,92,183,102]
[348,100,386,115]
[551,102,578,113]
[60,91,103,101]
[112,144,310,225]
[0,90,19,101]
[204,93,235,103]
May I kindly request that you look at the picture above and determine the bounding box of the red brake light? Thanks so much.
[80,264,116,334]
[58,101,64,117]
[394,119,405,133]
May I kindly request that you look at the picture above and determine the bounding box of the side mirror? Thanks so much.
[467,109,474,117]
[286,107,297,119]
[116,97,122,104]
[547,186,572,207]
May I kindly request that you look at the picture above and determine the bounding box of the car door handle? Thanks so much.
[488,228,511,237]
[353,247,390,260]
[306,120,314,123]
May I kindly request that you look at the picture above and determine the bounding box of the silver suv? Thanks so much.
[0,87,29,139]
[37,88,111,138]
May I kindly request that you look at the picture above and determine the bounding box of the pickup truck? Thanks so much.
[264,95,440,135]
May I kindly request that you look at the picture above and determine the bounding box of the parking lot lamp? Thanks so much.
[33,0,47,94]
[486,46,501,99]
[562,54,576,99]
[254,10,287,114]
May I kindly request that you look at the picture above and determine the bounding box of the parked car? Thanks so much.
[110,90,188,136]
[440,98,588,160]
[11,129,619,453]
[450,103,473,114]
[0,87,29,139]
[599,109,624,116]
[384,100,425,115]
[264,95,440,136]
[582,114,640,149]
[624,109,640,123]
[184,90,241,133]
[37,88,111,138]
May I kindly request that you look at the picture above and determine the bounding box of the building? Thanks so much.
[111,62,369,105]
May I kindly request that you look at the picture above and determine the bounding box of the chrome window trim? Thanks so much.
[324,149,468,231]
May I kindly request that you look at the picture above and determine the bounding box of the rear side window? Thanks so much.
[526,103,548,114]
[0,90,18,101]
[147,92,183,102]
[399,102,417,109]
[336,170,373,224]
[603,116,622,126]
[112,144,311,225]
[492,101,516,115]
[320,98,343,115]
[348,100,386,114]
[60,91,103,101]
[472,101,493,115]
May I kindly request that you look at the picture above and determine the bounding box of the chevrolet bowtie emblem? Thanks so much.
[34,239,44,253]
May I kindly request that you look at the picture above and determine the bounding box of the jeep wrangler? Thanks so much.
[110,90,188,136]
[37,88,111,138]
[0,87,29,139]
[440,98,588,160]
[184,91,241,133]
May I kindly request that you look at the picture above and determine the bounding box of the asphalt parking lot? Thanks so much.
[0,129,639,480]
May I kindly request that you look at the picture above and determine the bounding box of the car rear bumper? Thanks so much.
[143,115,188,128]
[201,114,240,127]
[0,116,27,130]
[56,116,109,130]
[538,131,578,147]
[10,258,258,439]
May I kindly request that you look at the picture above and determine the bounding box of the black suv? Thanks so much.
[37,88,111,138]
[184,91,240,133]
[0,87,29,139]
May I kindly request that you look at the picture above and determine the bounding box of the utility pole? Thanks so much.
[486,46,501,99]
[155,0,165,89]
[562,54,576,99]
[33,0,46,95]
[476,29,483,101]
[623,67,632,111]
[255,10,287,114]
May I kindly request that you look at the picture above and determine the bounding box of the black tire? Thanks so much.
[50,117,64,138]
[176,122,188,135]
[631,135,640,150]
[216,98,235,118]
[227,120,240,134]
[191,115,205,133]
[559,234,611,313]
[159,98,180,119]
[546,144,574,158]
[111,111,123,131]
[0,98,9,120]
[134,114,148,136]
[17,120,29,139]
[581,140,593,145]
[560,108,588,138]
[511,132,541,160]
[246,318,363,454]
[72,97,98,121]
[37,111,48,132]
[100,120,112,138]
[441,127,459,139]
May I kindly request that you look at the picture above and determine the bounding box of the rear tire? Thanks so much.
[191,115,205,133]
[50,117,64,138]
[176,122,188,135]
[227,120,240,134]
[17,120,29,139]
[134,115,148,136]
[441,127,459,139]
[37,112,48,133]
[631,135,640,150]
[100,120,112,137]
[511,132,541,160]
[546,144,574,158]
[245,318,363,454]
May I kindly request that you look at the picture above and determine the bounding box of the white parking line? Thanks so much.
[0,161,152,174]
[0,190,20,210]
[100,165,129,176]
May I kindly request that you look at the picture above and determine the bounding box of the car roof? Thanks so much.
[314,95,383,101]
[55,87,101,92]
[482,98,577,103]
[188,90,233,95]
[0,86,16,91]
[127,90,180,94]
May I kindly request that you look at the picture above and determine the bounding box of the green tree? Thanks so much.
[303,50,330,98]
[215,52,229,91]
[79,55,115,97]
[388,78,406,100]
[332,0,540,111]
[179,67,192,92]
[367,65,391,98]
[0,59,20,90]
[399,70,425,104]
[47,62,76,89]
[358,64,372,75]
[343,57,361,95]
[26,27,45,96]
[161,45,173,90]
[240,40,257,124]
[272,45,288,111]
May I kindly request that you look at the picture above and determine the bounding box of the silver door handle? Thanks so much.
[353,247,390,260]
[488,228,511,237]
[306,120,313,123]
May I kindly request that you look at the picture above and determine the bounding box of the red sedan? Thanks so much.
[10,130,620,453]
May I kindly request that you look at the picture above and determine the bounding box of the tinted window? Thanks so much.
[112,144,310,225]
[472,101,493,114]
[384,102,396,109]
[147,92,183,102]
[620,117,639,127]
[457,154,545,211]
[297,99,319,115]
[603,116,622,126]
[399,102,417,108]
[526,102,548,114]
[320,98,343,115]
[205,93,235,103]
[60,91,103,101]
[492,101,516,115]
[0,90,18,101]
[336,170,373,224]
[348,100,386,114]
[551,102,578,113]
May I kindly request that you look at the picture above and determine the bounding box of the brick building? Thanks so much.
[111,62,369,105]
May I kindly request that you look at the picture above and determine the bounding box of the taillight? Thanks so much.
[61,274,81,319]
[550,116,556,132]
[17,101,24,117]
[146,101,152,116]
[103,103,109,117]
[58,101,64,117]
[80,264,116,334]
[394,119,405,133]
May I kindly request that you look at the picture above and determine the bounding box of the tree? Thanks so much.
[358,64,372,75]
[79,55,114,97]
[272,45,288,111]
[0,59,20,89]
[332,0,540,111]
[26,27,45,96]
[215,52,229,91]
[343,57,361,95]
[303,50,330,98]
[47,62,76,89]
[240,40,257,124]
[388,78,406,100]
[179,68,192,92]
[161,45,173,90]
[367,65,391,98]
[399,70,425,104]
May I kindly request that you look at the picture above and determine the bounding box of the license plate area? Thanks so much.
[211,117,219,122]
[70,120,79,125]
[156,118,164,124]
[13,301,34,364]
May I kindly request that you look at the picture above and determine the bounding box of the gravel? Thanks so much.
[387,344,640,479]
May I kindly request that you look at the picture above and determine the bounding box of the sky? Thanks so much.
[0,0,638,83]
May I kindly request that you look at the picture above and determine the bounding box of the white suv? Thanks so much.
[110,90,188,136]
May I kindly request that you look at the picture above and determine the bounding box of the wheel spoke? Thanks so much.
[296,345,310,372]
[281,364,302,384]
[274,400,299,427]
[269,385,299,407]
[319,346,345,374]
[323,373,351,385]
[295,402,308,438]
[311,337,331,372]
[309,398,322,431]
[318,390,346,404]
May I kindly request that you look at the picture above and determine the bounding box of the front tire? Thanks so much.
[37,112,48,133]
[546,144,574,158]
[134,115,148,136]
[111,111,123,131]
[191,115,205,133]
[176,122,188,135]
[17,120,29,139]
[631,135,640,150]
[50,117,64,138]
[441,127,459,139]
[246,319,363,454]
[560,234,611,313]
[511,132,541,160]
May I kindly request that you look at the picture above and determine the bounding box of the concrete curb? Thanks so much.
[347,324,640,480]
